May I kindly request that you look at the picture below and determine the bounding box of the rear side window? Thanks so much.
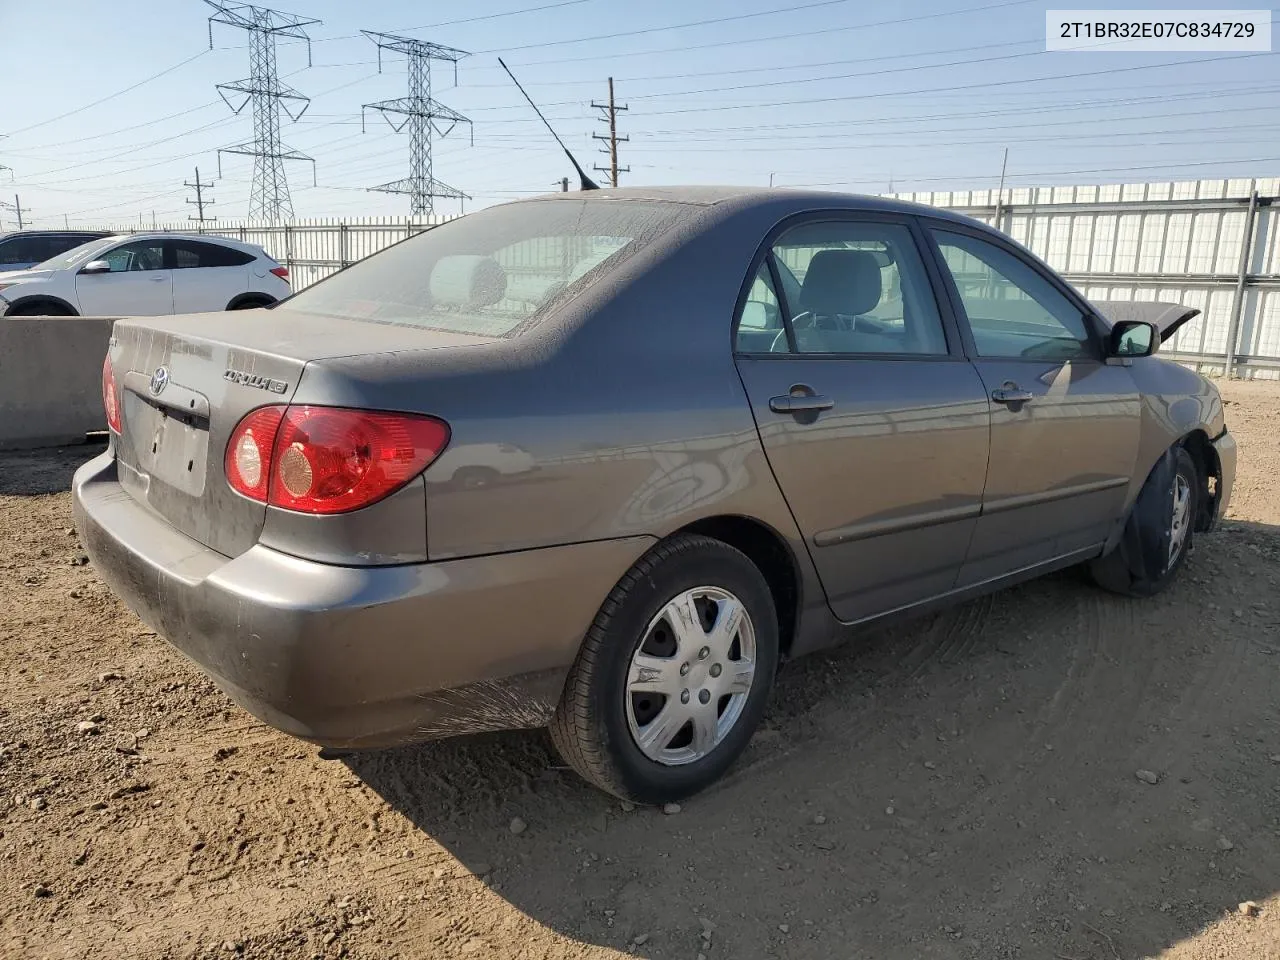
[763,221,948,355]
[735,263,786,353]
[0,237,38,265]
[170,239,254,269]
[276,199,690,337]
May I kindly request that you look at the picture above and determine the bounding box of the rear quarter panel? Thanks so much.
[292,196,839,651]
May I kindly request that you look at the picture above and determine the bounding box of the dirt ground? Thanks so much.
[3,381,1279,960]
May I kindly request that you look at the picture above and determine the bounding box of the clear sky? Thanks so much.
[0,0,1276,227]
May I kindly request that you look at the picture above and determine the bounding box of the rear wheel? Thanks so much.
[1090,445,1198,597]
[550,534,779,803]
[6,302,73,316]
[228,297,274,311]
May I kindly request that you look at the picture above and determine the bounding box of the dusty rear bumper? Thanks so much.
[72,450,652,749]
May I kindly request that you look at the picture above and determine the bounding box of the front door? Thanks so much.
[926,224,1142,586]
[75,238,172,316]
[733,216,990,622]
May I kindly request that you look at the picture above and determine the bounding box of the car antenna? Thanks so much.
[498,57,599,192]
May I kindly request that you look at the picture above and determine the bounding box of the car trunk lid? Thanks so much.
[109,310,495,558]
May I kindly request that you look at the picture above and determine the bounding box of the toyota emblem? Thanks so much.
[149,366,170,396]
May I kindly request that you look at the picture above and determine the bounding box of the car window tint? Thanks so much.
[40,237,90,261]
[932,230,1092,361]
[275,199,689,337]
[770,221,947,356]
[171,240,254,269]
[0,237,37,265]
[101,241,166,273]
[734,262,787,353]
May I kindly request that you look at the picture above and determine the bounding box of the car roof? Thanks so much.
[513,185,984,228]
[97,232,264,254]
[0,229,111,239]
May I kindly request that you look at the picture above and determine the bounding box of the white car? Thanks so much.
[0,233,291,317]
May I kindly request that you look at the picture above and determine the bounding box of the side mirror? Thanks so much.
[1107,319,1156,360]
[80,260,112,275]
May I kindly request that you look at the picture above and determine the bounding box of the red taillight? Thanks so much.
[102,355,122,433]
[270,266,289,282]
[225,405,449,514]
[225,406,285,502]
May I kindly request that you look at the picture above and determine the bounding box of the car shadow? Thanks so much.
[348,535,1279,958]
[0,440,106,497]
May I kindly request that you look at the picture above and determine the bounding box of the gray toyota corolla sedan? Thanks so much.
[74,187,1236,803]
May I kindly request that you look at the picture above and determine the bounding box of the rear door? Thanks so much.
[924,222,1141,585]
[733,214,990,622]
[169,239,252,313]
[75,239,173,315]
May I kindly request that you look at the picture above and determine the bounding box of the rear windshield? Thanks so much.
[275,198,690,336]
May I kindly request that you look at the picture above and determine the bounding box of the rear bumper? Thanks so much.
[1210,427,1236,526]
[72,450,653,749]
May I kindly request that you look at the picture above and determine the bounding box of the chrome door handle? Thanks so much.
[148,276,167,282]
[769,394,835,414]
[991,384,1033,404]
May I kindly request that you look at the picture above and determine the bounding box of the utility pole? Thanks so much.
[0,194,24,229]
[186,166,217,224]
[205,1,320,223]
[557,177,569,192]
[591,78,629,187]
[362,30,472,218]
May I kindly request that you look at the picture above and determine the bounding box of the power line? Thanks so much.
[472,0,1039,67]
[635,51,1278,117]
[464,37,1040,87]
[1,51,210,138]
[793,155,1280,189]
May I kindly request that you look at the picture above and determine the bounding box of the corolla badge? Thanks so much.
[148,366,170,396]
[223,368,289,394]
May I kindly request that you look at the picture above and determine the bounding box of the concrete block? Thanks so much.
[0,316,117,450]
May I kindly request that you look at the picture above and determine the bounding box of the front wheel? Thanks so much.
[550,534,779,804]
[1090,445,1199,597]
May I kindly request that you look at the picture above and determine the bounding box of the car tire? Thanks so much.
[1089,445,1198,598]
[228,297,274,311]
[549,533,779,804]
[7,302,72,316]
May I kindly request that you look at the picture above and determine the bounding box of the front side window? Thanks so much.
[277,199,690,337]
[100,240,166,273]
[932,229,1092,361]
[768,221,948,355]
[34,236,119,271]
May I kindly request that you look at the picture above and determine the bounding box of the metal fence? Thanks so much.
[88,176,1280,377]
[889,177,1280,378]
